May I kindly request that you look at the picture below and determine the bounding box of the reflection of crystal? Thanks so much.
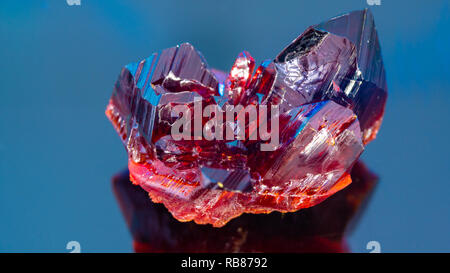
[106,9,387,227]
[112,161,378,252]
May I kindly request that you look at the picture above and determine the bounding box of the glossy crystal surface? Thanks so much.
[106,9,387,227]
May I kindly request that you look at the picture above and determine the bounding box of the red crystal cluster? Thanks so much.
[106,9,387,227]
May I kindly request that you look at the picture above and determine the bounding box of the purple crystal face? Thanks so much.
[106,9,388,227]
[254,10,387,144]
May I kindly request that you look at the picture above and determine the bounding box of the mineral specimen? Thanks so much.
[106,9,387,227]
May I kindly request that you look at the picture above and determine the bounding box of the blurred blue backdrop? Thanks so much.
[0,0,449,252]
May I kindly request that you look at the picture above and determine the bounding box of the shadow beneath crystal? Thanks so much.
[112,161,378,253]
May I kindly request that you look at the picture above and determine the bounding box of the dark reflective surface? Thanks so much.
[112,161,377,252]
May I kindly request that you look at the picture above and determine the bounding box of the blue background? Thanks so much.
[0,0,449,252]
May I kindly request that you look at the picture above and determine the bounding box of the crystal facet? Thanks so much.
[106,9,387,227]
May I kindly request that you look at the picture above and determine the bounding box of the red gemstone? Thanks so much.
[106,9,387,227]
